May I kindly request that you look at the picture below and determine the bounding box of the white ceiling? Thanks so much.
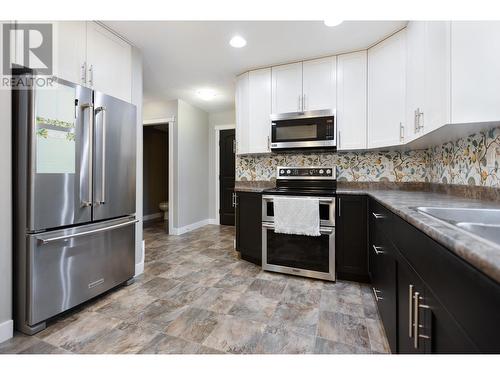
[104,21,407,113]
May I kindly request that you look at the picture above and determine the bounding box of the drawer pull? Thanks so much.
[372,244,385,255]
[372,212,385,219]
[409,284,414,338]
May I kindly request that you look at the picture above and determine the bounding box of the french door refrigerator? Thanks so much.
[13,71,137,335]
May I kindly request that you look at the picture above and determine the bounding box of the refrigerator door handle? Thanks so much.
[95,105,107,205]
[36,218,138,245]
[80,103,93,207]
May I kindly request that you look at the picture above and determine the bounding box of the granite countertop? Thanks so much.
[337,187,500,283]
[235,180,275,193]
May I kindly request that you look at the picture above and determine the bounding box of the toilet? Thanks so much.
[159,201,168,221]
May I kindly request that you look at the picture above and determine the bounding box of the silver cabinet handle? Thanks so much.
[88,64,94,87]
[95,106,107,205]
[372,212,385,219]
[232,139,236,154]
[303,94,306,111]
[413,291,420,347]
[337,130,341,149]
[80,102,94,207]
[232,193,235,207]
[372,244,384,255]
[81,62,87,85]
[37,219,138,245]
[338,197,341,217]
[418,110,424,132]
[372,287,383,301]
[267,135,270,151]
[399,122,404,142]
[298,95,302,111]
[409,284,414,338]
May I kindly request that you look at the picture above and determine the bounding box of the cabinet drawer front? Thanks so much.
[369,199,394,238]
[392,213,500,353]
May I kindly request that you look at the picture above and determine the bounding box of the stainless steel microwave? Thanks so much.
[270,110,336,151]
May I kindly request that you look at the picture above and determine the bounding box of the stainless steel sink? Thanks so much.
[414,206,500,246]
[415,207,500,225]
[456,222,500,245]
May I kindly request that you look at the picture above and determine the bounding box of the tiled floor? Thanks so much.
[0,223,390,354]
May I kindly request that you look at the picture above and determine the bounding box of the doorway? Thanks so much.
[219,129,236,226]
[143,123,168,231]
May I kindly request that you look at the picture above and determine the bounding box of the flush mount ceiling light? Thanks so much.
[229,35,247,48]
[196,88,217,101]
[324,19,343,27]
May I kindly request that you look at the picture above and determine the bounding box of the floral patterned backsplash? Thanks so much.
[236,127,500,187]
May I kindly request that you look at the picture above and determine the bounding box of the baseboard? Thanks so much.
[143,212,162,221]
[171,218,212,235]
[207,218,218,225]
[0,319,13,344]
[134,240,145,277]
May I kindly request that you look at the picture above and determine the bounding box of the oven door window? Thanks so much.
[265,229,330,273]
[267,201,331,222]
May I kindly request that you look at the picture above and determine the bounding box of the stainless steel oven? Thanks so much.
[262,222,335,281]
[262,195,335,227]
[261,166,336,281]
[270,110,336,151]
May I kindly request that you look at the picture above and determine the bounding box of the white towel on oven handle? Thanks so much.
[273,197,320,236]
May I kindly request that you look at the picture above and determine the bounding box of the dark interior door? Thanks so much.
[219,129,235,226]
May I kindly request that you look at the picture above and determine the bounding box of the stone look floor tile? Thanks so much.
[192,287,242,314]
[43,312,122,352]
[138,334,201,354]
[314,337,371,354]
[0,223,389,354]
[255,326,316,354]
[165,307,219,343]
[267,302,319,337]
[228,291,279,323]
[78,323,161,354]
[203,315,266,354]
[317,311,371,350]
[246,278,287,299]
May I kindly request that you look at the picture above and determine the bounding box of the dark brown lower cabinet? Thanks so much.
[366,197,498,354]
[369,217,397,353]
[235,192,262,265]
[336,195,369,282]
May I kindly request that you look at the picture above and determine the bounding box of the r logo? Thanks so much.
[2,23,53,75]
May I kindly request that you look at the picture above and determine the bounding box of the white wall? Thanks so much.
[176,100,210,228]
[131,46,144,275]
[208,110,236,221]
[0,21,13,343]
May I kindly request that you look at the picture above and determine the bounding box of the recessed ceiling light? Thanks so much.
[196,88,217,101]
[324,20,343,27]
[229,35,247,48]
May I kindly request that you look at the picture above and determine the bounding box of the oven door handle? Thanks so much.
[262,195,334,204]
[262,222,334,234]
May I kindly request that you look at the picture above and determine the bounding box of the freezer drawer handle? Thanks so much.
[36,219,138,245]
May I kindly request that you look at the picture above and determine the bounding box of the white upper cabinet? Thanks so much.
[368,29,406,148]
[405,21,426,142]
[302,57,336,112]
[86,22,132,102]
[337,51,368,150]
[271,62,303,114]
[451,21,500,124]
[53,22,87,85]
[406,21,450,141]
[235,72,250,155]
[248,68,272,153]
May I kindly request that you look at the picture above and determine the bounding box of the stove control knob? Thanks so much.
[326,169,332,174]
[286,169,291,174]
[280,170,285,175]
[319,169,324,174]
[309,170,314,175]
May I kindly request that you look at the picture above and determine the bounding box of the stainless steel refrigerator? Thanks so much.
[13,71,137,335]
